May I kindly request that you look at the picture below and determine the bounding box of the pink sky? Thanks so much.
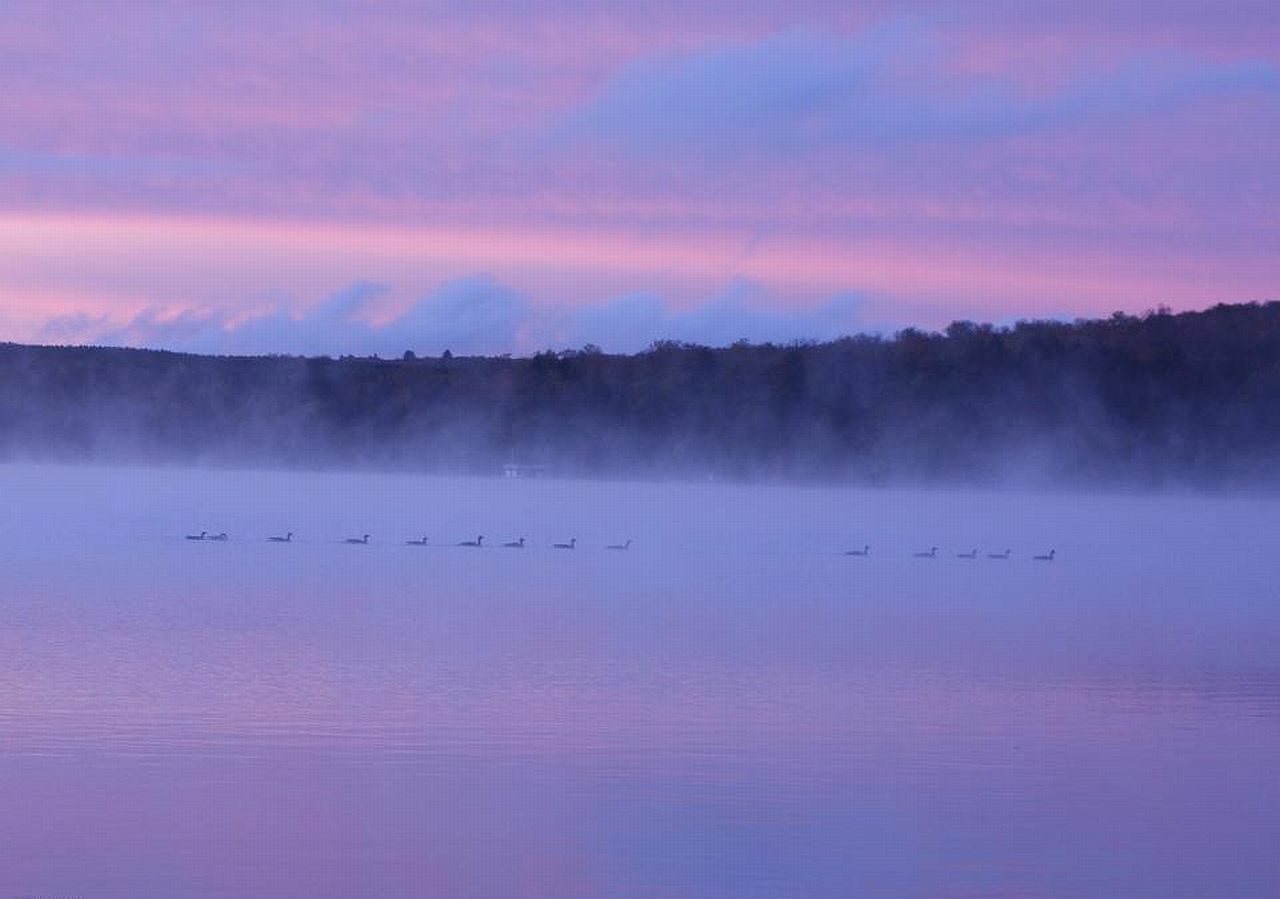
[1,1,1276,354]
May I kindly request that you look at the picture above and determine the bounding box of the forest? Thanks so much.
[2,301,1278,487]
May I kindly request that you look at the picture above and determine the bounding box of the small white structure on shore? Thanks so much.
[503,462,551,479]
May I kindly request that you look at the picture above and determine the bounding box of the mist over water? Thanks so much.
[2,464,1278,898]
[8,302,1280,489]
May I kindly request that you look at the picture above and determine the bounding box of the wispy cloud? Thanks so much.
[0,144,225,179]
[569,25,1280,153]
[46,279,530,358]
[36,278,873,357]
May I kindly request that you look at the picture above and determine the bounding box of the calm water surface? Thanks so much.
[1,465,1277,898]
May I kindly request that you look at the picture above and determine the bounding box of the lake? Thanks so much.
[1,464,1277,898]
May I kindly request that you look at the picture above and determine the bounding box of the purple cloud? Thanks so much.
[64,278,532,358]
[559,281,868,352]
[36,277,873,357]
[570,25,1280,152]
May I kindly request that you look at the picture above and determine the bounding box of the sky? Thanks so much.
[1,0,1277,356]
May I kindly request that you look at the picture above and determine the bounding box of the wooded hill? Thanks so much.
[3,301,1278,487]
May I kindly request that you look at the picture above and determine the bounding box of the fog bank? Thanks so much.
[3,302,1279,488]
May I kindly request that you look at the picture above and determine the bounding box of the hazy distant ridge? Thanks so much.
[3,302,1279,486]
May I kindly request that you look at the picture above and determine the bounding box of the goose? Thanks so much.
[345,534,370,545]
[502,537,525,548]
[268,532,293,543]
[913,546,938,558]
[958,548,977,559]
[845,544,870,556]
[606,539,632,550]
[185,531,207,541]
[554,538,577,549]
[405,536,429,546]
[1033,549,1056,561]
[209,532,229,542]
[987,549,1011,560]
[458,535,484,547]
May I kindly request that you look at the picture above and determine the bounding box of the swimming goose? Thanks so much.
[502,537,525,548]
[1033,549,1056,561]
[268,532,293,543]
[458,535,484,547]
[554,538,577,549]
[345,534,370,544]
[987,549,1011,560]
[606,539,632,550]
[405,536,429,545]
[845,544,870,556]
[958,548,977,559]
[913,546,938,558]
[185,531,207,541]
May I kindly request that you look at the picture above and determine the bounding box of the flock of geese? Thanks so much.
[850,545,1056,561]
[185,531,634,550]
[184,530,1053,559]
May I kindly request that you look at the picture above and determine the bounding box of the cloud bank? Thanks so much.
[37,278,872,357]
[570,26,1280,157]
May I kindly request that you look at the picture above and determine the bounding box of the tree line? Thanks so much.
[2,301,1278,487]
